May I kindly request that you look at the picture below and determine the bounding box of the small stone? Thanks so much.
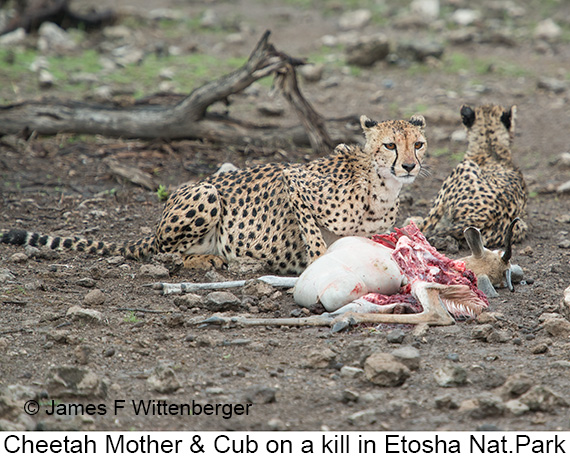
[214,163,239,175]
[267,418,286,431]
[345,34,390,67]
[243,386,276,404]
[495,373,533,400]
[340,366,364,378]
[83,289,106,306]
[0,268,16,282]
[386,329,406,344]
[347,409,377,426]
[173,293,203,308]
[534,18,562,41]
[38,70,54,89]
[0,28,26,46]
[257,102,285,117]
[391,346,421,370]
[44,366,107,398]
[76,277,96,288]
[537,77,567,94]
[543,317,570,337]
[74,345,91,365]
[103,348,115,357]
[339,9,372,31]
[299,63,324,82]
[303,348,336,369]
[204,291,240,312]
[147,364,181,393]
[451,9,480,26]
[434,363,467,387]
[342,389,359,403]
[530,342,548,354]
[434,394,459,410]
[519,386,568,412]
[66,306,103,323]
[363,352,410,387]
[107,256,125,265]
[504,399,529,416]
[460,393,505,419]
[139,264,170,279]
[38,22,77,52]
[9,253,28,263]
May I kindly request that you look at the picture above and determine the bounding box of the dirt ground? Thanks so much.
[1,0,570,431]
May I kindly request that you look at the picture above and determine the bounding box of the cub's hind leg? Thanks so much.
[155,182,227,270]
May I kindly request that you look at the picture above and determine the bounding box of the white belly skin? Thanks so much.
[293,236,403,311]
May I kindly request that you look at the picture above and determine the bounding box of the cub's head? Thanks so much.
[360,114,427,183]
[460,104,516,162]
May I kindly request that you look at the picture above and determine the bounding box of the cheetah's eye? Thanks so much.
[384,143,396,150]
[414,141,424,150]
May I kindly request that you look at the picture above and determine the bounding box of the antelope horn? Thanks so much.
[501,217,520,263]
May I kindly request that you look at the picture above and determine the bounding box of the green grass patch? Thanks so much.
[443,51,531,78]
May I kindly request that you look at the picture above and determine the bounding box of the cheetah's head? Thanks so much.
[360,114,427,184]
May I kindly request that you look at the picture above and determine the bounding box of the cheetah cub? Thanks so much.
[2,115,427,275]
[419,104,527,248]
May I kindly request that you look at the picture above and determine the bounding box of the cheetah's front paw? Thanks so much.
[183,254,228,271]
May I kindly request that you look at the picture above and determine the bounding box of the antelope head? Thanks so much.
[461,218,523,298]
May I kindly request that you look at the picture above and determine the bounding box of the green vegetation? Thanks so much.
[124,311,139,324]
[443,51,531,78]
[156,184,170,202]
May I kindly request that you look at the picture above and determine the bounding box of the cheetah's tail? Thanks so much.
[0,229,156,260]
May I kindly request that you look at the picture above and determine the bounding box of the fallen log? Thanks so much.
[0,31,335,154]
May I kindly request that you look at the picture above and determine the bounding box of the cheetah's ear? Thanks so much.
[500,105,516,134]
[460,105,476,128]
[360,115,378,131]
[408,114,426,135]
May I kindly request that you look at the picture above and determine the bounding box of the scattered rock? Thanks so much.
[459,393,505,419]
[363,352,410,387]
[391,346,421,370]
[107,256,125,265]
[8,252,29,265]
[345,34,390,67]
[396,40,444,62]
[0,268,16,282]
[74,345,92,365]
[519,386,568,412]
[147,364,181,394]
[386,329,406,344]
[257,102,285,117]
[204,291,241,312]
[83,289,106,306]
[38,22,77,53]
[38,69,54,89]
[534,18,562,41]
[451,9,481,26]
[303,348,336,369]
[0,28,26,46]
[139,264,170,279]
[530,342,548,354]
[504,399,529,416]
[339,9,372,31]
[174,293,203,309]
[340,366,364,378]
[410,0,440,19]
[434,363,467,387]
[537,77,567,94]
[434,394,459,410]
[76,277,96,288]
[347,408,377,427]
[543,317,570,337]
[495,373,533,400]
[243,386,276,404]
[66,306,103,323]
[44,366,107,398]
[299,63,324,82]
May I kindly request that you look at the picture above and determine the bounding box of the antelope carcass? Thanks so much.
[201,222,490,331]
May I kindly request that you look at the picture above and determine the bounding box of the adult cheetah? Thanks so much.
[419,104,527,248]
[2,114,427,275]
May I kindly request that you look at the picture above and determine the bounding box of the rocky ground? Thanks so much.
[1,0,570,432]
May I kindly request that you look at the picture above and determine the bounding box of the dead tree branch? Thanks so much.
[0,31,334,154]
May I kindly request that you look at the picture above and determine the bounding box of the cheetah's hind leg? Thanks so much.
[156,182,227,271]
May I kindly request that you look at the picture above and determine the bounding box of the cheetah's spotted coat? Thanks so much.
[2,115,427,274]
[419,104,527,248]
